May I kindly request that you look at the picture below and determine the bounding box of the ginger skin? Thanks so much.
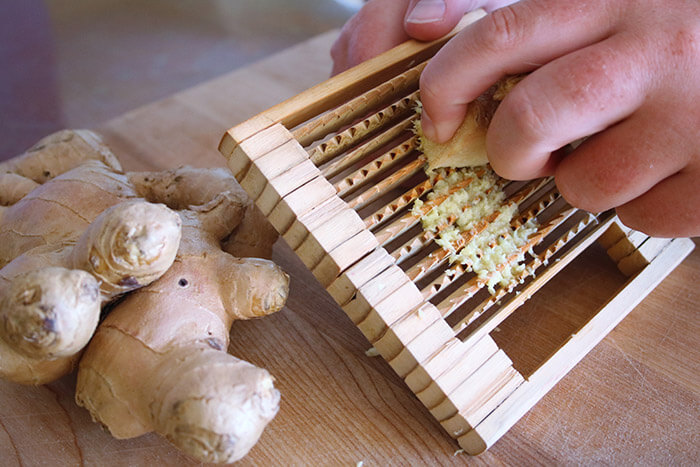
[1,130,287,461]
[0,129,120,183]
[76,179,289,464]
[0,132,182,384]
[128,166,279,259]
[0,267,100,384]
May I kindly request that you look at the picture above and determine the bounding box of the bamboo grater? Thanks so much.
[218,11,695,454]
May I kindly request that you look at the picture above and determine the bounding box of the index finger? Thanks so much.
[419,0,621,143]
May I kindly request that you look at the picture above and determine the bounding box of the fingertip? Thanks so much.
[486,125,558,181]
[615,205,653,236]
[554,167,598,213]
[420,111,438,142]
[615,169,700,238]
[405,0,447,25]
[421,110,462,144]
[404,0,469,41]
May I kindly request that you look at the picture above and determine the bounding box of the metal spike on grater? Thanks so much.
[218,11,694,454]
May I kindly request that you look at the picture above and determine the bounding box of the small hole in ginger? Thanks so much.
[178,278,188,287]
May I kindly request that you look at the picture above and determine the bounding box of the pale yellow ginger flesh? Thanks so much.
[416,75,525,170]
[413,167,538,294]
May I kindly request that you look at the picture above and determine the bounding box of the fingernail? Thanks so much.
[422,111,457,143]
[406,0,446,24]
[421,111,439,142]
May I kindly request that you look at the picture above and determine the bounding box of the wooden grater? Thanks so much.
[218,11,695,454]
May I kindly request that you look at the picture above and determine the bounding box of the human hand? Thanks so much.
[331,0,517,75]
[417,0,700,237]
[332,0,700,237]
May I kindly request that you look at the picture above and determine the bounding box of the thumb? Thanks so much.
[404,0,519,40]
[404,0,474,40]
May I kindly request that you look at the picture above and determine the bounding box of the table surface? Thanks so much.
[1,31,698,466]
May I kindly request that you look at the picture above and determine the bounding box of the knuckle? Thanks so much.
[479,5,524,53]
[501,83,556,145]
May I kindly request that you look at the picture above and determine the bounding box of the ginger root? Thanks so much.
[1,129,287,462]
[127,165,279,259]
[417,74,525,170]
[0,131,182,384]
[76,168,289,464]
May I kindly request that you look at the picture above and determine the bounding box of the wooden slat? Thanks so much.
[295,206,367,269]
[220,10,487,148]
[618,237,673,276]
[458,237,696,455]
[312,230,379,288]
[404,336,499,394]
[334,136,418,199]
[364,177,433,230]
[256,159,320,215]
[387,319,458,378]
[372,302,442,361]
[596,220,631,250]
[319,116,416,179]
[326,248,394,306]
[238,138,312,201]
[606,229,648,262]
[283,195,347,250]
[346,157,425,212]
[413,338,499,408]
[309,92,419,169]
[268,175,337,233]
[224,123,292,179]
[356,280,425,342]
[430,351,519,427]
[342,265,410,324]
[440,364,522,438]
[296,68,422,150]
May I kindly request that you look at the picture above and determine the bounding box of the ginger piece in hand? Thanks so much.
[76,170,289,464]
[417,75,525,170]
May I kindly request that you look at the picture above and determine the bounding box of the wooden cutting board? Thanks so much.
[1,31,698,466]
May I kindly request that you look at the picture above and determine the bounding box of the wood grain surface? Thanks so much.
[0,31,698,466]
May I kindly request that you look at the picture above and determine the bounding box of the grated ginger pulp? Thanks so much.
[412,167,538,294]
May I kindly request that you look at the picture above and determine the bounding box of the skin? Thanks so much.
[332,0,700,238]
[76,196,288,464]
